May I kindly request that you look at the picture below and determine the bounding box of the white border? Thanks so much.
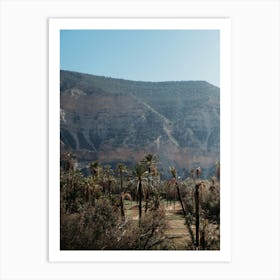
[1,0,279,279]
[49,18,231,262]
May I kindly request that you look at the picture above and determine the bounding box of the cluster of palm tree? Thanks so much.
[60,152,169,250]
[60,152,220,250]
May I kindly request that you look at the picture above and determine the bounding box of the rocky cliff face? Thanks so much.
[60,70,220,178]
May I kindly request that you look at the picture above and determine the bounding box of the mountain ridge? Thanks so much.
[60,70,220,178]
[61,69,219,87]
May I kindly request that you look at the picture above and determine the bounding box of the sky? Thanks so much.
[60,30,220,87]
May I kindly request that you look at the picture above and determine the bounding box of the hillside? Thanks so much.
[60,70,220,178]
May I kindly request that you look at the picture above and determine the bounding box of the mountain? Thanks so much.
[60,70,220,178]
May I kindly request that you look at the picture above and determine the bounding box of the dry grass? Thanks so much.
[125,200,193,250]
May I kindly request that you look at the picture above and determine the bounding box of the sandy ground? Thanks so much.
[124,200,192,249]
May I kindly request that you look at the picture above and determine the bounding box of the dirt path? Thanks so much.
[164,201,192,249]
[125,200,192,249]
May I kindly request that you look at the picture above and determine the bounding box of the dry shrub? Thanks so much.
[61,198,119,250]
[137,207,169,250]
[61,202,169,250]
[180,178,220,250]
[200,219,220,250]
[60,170,85,214]
[200,182,220,224]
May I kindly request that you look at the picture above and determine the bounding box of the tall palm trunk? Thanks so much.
[118,164,125,221]
[120,169,125,220]
[135,162,146,226]
[195,183,200,248]
[138,177,142,225]
[176,181,186,216]
[120,193,125,220]
[145,166,150,213]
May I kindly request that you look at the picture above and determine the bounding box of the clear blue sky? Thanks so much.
[60,30,220,87]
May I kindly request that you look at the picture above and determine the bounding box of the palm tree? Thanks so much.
[142,154,158,212]
[142,153,157,173]
[191,167,202,249]
[135,163,147,225]
[90,161,100,179]
[169,166,186,216]
[61,152,74,172]
[103,165,115,196]
[117,163,127,220]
